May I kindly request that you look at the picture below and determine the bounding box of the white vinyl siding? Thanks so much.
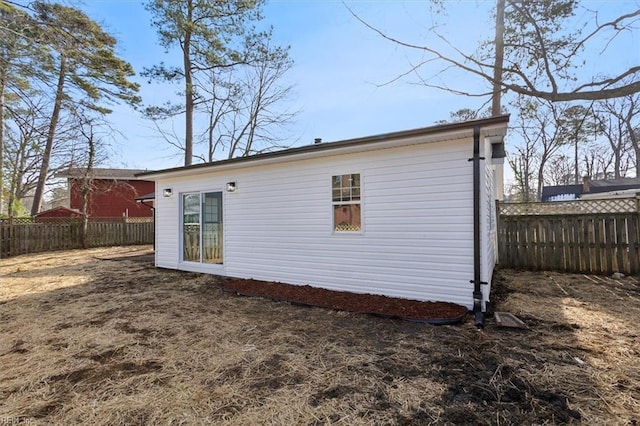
[155,137,477,308]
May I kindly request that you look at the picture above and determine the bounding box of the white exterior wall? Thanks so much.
[155,137,478,308]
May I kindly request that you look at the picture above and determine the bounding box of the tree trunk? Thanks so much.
[81,177,93,248]
[31,55,66,216]
[491,0,506,116]
[574,136,580,184]
[8,171,16,217]
[182,1,194,166]
[81,182,89,248]
[614,136,622,179]
[537,160,547,202]
[625,118,640,174]
[81,122,96,248]
[8,138,28,216]
[208,104,215,162]
[0,70,5,216]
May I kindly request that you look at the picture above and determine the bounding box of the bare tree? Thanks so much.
[3,100,47,216]
[348,1,640,103]
[510,97,572,199]
[225,42,297,158]
[65,110,112,246]
[555,104,600,183]
[3,94,82,216]
[201,69,240,162]
[77,119,96,248]
[546,154,574,186]
[594,102,634,178]
[595,90,640,176]
[581,142,617,180]
[507,142,537,202]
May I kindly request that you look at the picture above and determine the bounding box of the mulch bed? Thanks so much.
[219,277,468,324]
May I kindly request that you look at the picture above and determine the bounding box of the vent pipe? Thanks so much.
[314,138,322,144]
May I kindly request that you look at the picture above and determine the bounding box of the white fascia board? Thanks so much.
[145,129,472,181]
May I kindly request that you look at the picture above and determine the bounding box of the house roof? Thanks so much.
[137,114,510,180]
[541,184,583,202]
[541,177,640,201]
[56,168,152,180]
[588,177,640,189]
[136,192,155,201]
[34,206,82,217]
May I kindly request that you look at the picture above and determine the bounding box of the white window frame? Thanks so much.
[331,172,363,235]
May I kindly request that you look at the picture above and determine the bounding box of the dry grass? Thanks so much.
[1,246,639,425]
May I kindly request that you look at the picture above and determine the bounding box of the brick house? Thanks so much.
[55,168,155,218]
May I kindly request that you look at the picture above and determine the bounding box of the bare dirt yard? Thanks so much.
[1,246,638,425]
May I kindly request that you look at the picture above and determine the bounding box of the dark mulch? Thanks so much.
[219,277,468,323]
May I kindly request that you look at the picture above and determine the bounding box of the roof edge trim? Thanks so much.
[138,114,510,179]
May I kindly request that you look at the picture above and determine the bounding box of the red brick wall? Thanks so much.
[69,179,154,218]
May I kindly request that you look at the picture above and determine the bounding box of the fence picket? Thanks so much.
[498,212,640,274]
[630,216,639,273]
[617,217,626,273]
[498,198,640,274]
[583,217,591,273]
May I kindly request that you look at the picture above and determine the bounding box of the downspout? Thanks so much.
[472,126,485,328]
[151,206,155,251]
[139,200,155,251]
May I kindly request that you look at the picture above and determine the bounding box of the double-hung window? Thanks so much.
[332,174,361,232]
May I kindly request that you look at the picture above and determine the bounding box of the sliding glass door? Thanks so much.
[182,192,223,264]
[202,192,222,264]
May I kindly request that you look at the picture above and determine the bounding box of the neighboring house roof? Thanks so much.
[138,114,510,179]
[136,192,155,201]
[588,177,640,190]
[541,185,583,202]
[56,168,152,180]
[542,177,640,202]
[34,206,82,217]
[581,188,640,200]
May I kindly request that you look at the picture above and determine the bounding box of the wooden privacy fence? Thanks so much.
[498,198,640,274]
[0,217,154,257]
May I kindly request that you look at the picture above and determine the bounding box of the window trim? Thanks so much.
[180,189,225,264]
[330,172,363,235]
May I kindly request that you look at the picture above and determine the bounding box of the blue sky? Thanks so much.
[77,0,638,175]
[78,0,493,171]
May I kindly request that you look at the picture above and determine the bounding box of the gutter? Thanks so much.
[471,125,485,328]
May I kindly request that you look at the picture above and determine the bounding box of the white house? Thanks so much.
[139,115,509,325]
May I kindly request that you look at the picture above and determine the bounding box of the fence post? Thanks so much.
[9,216,15,257]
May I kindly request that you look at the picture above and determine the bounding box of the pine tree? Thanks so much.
[29,2,140,215]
